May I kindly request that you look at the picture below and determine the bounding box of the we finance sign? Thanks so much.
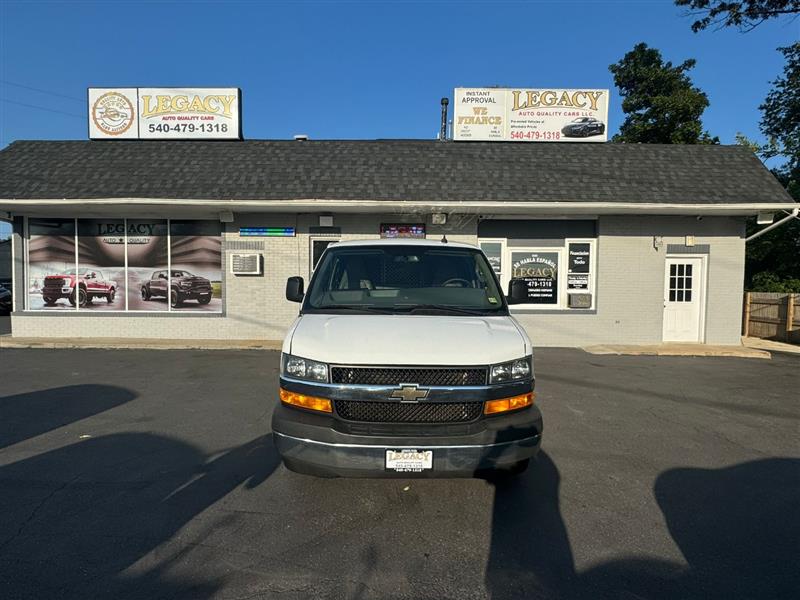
[453,87,609,142]
[88,87,241,140]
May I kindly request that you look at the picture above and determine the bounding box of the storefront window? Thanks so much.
[127,219,169,312]
[25,218,222,314]
[28,218,77,311]
[478,222,597,310]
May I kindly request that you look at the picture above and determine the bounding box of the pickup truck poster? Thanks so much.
[454,88,609,143]
[75,219,126,311]
[126,220,169,312]
[510,251,559,304]
[169,220,223,312]
[27,218,77,310]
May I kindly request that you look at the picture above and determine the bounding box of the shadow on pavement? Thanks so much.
[486,453,800,600]
[0,432,280,599]
[0,384,137,449]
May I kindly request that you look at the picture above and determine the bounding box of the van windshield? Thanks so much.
[305,245,507,315]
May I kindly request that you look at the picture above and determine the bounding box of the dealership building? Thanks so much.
[0,138,795,347]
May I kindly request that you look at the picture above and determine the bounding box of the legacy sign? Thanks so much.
[88,87,241,140]
[453,87,609,143]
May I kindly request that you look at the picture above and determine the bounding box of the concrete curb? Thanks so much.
[0,336,283,351]
[582,343,771,359]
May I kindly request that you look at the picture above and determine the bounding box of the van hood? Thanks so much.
[287,314,530,366]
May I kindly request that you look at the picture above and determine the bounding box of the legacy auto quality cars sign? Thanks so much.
[453,87,609,142]
[88,87,241,140]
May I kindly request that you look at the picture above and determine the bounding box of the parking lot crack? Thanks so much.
[0,475,79,554]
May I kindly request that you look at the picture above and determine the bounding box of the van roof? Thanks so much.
[331,238,478,249]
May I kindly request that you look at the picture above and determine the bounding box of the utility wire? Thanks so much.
[0,80,84,103]
[0,98,84,118]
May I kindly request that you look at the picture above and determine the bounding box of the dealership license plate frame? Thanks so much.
[385,449,433,473]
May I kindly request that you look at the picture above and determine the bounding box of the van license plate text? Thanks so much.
[385,449,433,472]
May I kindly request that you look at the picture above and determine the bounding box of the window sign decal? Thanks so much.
[510,251,559,304]
[28,218,77,311]
[169,220,223,312]
[127,220,169,312]
[25,218,223,314]
[76,219,126,311]
[568,242,591,292]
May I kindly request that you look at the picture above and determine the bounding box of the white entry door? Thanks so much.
[662,257,705,342]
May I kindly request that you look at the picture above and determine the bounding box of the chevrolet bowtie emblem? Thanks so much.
[390,384,429,403]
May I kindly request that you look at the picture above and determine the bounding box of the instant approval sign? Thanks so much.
[88,87,242,140]
[453,87,609,142]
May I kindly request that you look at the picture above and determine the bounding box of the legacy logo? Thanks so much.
[510,90,604,112]
[92,92,135,136]
[140,94,237,118]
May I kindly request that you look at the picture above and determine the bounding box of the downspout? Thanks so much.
[746,208,799,242]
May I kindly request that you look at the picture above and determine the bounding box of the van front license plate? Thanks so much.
[385,449,433,473]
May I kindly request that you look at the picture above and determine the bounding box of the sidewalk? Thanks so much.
[582,342,771,359]
[742,336,800,356]
[0,335,283,350]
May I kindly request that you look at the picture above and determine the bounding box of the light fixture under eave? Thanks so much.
[219,211,234,223]
[432,212,447,225]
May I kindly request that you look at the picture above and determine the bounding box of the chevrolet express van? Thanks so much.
[272,238,542,477]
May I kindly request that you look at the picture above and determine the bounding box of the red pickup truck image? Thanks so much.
[42,268,117,307]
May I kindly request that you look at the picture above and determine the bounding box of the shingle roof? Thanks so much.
[0,139,793,204]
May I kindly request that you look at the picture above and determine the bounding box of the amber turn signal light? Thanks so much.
[279,388,333,413]
[484,392,535,415]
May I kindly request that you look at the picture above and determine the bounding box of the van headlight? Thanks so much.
[490,356,532,383]
[281,353,329,383]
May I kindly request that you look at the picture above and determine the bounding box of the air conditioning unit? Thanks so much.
[230,253,262,275]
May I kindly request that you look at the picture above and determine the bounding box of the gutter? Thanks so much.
[746,208,800,242]
[0,198,796,216]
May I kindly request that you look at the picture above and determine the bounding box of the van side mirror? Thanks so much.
[507,279,529,305]
[286,276,305,303]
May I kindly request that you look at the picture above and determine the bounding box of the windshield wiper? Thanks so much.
[397,304,490,316]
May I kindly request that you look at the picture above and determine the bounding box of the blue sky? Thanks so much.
[1,0,797,151]
[4,1,794,240]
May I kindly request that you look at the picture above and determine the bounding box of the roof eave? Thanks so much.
[0,198,796,217]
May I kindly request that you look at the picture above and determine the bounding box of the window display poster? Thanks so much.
[511,251,559,304]
[76,219,126,310]
[568,243,591,273]
[28,218,77,310]
[480,242,503,275]
[169,220,223,312]
[127,220,169,311]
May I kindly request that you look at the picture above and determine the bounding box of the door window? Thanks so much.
[668,263,693,302]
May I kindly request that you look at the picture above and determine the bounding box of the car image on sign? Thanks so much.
[561,117,606,138]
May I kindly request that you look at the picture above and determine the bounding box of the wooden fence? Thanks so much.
[743,292,800,344]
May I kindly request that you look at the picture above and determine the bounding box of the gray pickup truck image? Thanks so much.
[141,269,212,308]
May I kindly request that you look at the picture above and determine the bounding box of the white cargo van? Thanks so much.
[272,238,542,477]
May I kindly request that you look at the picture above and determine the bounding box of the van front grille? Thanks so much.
[330,367,486,387]
[334,400,483,423]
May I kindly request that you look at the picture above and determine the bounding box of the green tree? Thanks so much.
[675,0,800,32]
[609,43,718,144]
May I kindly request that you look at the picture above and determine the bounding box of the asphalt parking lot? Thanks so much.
[0,348,798,600]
